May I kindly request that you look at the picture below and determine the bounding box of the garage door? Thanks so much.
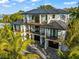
[49,41,59,49]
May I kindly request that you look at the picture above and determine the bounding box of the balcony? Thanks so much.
[14,29,21,33]
[46,36,58,40]
[27,20,35,23]
[46,36,63,43]
[40,32,45,35]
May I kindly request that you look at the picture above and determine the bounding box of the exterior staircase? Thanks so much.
[36,43,61,59]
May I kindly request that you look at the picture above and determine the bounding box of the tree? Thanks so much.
[3,15,11,23]
[0,25,40,59]
[10,12,24,22]
[64,2,79,19]
[38,5,54,10]
[58,18,79,59]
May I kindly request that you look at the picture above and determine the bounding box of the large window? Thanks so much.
[60,14,65,20]
[46,29,58,39]
[41,15,47,23]
[49,29,58,37]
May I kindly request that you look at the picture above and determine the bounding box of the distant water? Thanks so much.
[0,23,10,28]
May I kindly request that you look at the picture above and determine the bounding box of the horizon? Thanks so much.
[0,0,79,14]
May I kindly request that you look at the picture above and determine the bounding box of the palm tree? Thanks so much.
[38,5,54,10]
[3,15,10,23]
[10,12,24,22]
[58,18,79,59]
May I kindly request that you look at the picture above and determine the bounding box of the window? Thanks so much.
[60,14,65,20]
[41,15,47,23]
[32,15,35,20]
[52,14,55,18]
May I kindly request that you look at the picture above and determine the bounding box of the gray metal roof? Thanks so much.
[41,20,67,30]
[11,20,24,25]
[24,9,69,14]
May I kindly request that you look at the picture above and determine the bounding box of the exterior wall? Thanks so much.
[24,14,69,49]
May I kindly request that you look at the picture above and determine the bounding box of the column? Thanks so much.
[39,15,42,24]
[40,36,43,45]
[44,28,48,49]
[23,25,26,40]
[13,25,15,31]
[29,25,31,39]
[45,39,48,49]
[59,42,62,50]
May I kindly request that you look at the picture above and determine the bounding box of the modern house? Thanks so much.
[12,8,69,49]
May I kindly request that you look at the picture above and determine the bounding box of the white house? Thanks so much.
[12,8,69,49]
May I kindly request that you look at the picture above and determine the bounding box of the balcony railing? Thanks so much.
[14,29,21,32]
[46,36,58,40]
[27,20,35,23]
[40,32,45,35]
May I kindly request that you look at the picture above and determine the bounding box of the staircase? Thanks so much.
[36,43,61,59]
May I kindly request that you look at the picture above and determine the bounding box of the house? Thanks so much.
[0,23,10,28]
[12,8,69,49]
[0,15,3,19]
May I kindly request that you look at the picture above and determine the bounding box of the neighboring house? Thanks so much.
[0,15,3,19]
[12,8,69,49]
[0,23,10,28]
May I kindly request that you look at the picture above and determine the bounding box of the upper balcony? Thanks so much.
[26,14,69,26]
[26,14,48,25]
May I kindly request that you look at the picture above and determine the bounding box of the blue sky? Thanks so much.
[0,0,79,14]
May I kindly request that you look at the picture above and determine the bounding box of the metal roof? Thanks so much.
[41,20,67,30]
[24,8,69,14]
[11,20,24,25]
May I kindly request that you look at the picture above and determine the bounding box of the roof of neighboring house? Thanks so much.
[11,20,24,25]
[24,8,69,14]
[41,20,67,30]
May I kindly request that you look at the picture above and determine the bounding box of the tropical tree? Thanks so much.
[10,11,24,22]
[0,25,40,59]
[38,5,54,10]
[3,15,11,23]
[58,18,79,59]
[64,2,79,19]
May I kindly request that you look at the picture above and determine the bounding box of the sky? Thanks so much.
[0,0,79,14]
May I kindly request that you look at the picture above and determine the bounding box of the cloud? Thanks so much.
[32,3,35,5]
[64,1,77,5]
[14,0,25,3]
[0,0,9,4]
[12,3,16,5]
[2,4,11,8]
[31,0,40,2]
